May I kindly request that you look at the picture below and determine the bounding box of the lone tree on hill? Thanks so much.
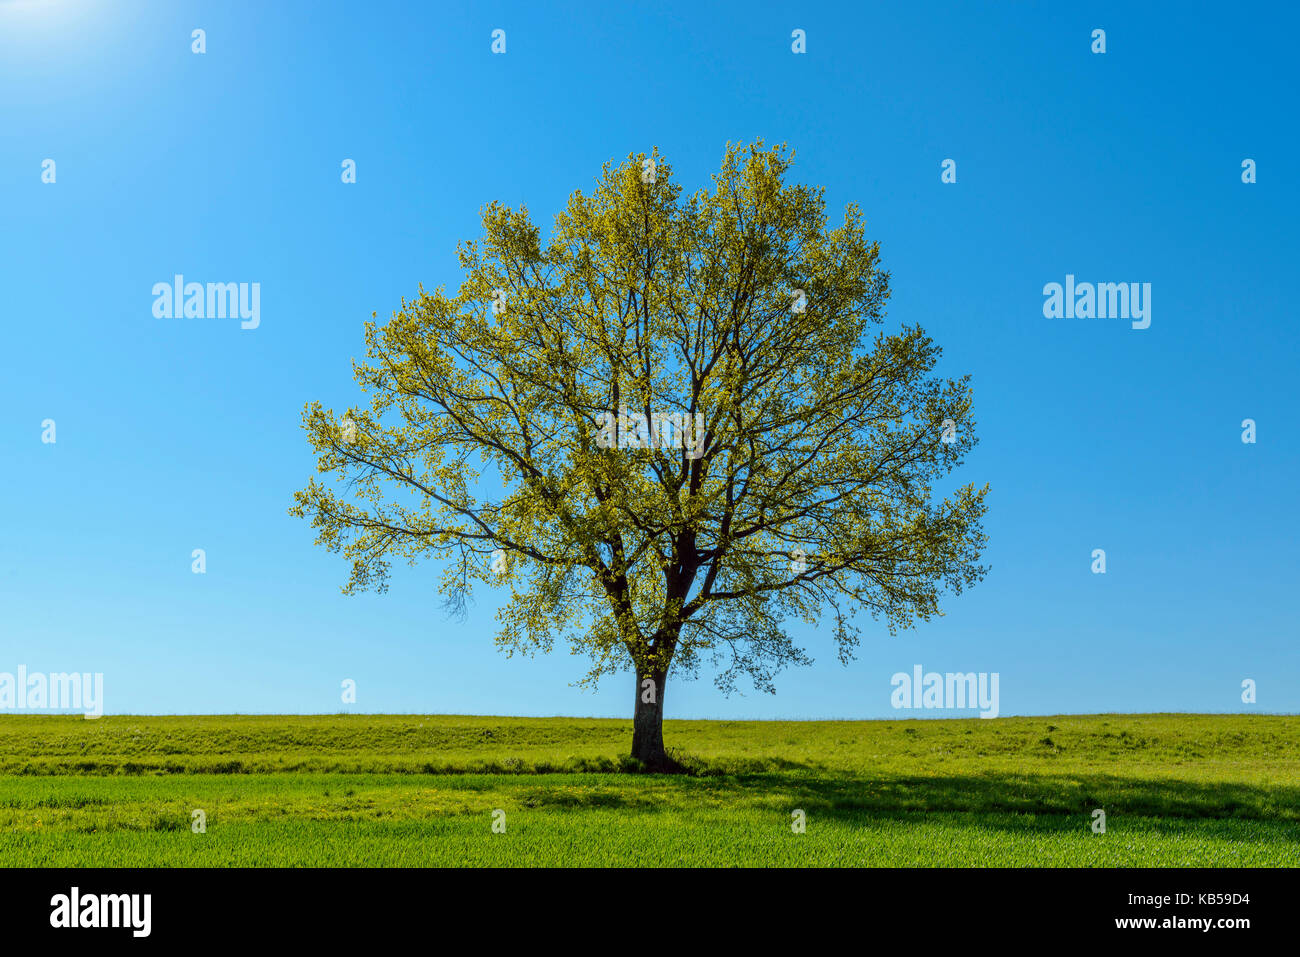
[291,141,988,771]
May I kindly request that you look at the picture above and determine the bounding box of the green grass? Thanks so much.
[1,713,1296,866]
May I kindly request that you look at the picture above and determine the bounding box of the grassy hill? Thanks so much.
[1,713,1296,866]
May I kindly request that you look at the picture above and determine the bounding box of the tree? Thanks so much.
[290,141,988,771]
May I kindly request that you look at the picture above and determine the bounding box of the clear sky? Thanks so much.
[2,0,1296,719]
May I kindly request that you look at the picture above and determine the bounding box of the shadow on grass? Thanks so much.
[746,771,1300,822]
[515,769,1300,825]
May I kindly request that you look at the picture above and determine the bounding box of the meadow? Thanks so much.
[1,713,1296,866]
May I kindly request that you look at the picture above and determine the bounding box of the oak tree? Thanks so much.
[291,142,988,770]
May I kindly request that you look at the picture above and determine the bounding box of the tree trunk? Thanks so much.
[631,667,677,771]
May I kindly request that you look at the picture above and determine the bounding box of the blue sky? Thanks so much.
[2,0,1296,719]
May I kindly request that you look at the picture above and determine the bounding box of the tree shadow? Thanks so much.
[694,769,1300,826]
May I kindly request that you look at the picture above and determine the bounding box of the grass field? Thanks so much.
[1,713,1296,866]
